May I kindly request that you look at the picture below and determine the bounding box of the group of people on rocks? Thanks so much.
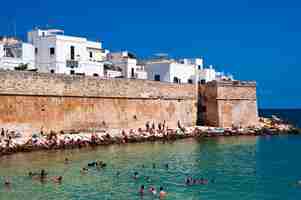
[0,128,14,148]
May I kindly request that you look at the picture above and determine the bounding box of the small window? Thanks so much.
[93,73,99,77]
[89,51,93,58]
[50,69,55,74]
[70,46,75,60]
[35,48,38,54]
[70,70,75,75]
[188,79,193,84]
[50,47,55,55]
[173,77,181,84]
[154,74,160,81]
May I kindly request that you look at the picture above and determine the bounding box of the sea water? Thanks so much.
[0,109,300,200]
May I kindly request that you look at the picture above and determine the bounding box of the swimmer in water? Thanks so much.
[4,178,10,186]
[64,158,69,164]
[165,163,169,169]
[139,185,145,196]
[149,186,157,196]
[116,171,120,176]
[81,167,89,174]
[40,169,47,179]
[133,172,139,179]
[152,163,156,169]
[159,186,167,199]
[52,176,63,184]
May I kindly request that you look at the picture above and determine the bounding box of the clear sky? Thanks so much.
[0,0,300,108]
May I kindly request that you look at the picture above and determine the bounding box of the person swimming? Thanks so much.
[88,161,97,167]
[64,158,69,164]
[40,169,47,179]
[4,178,10,186]
[52,176,63,184]
[159,186,167,199]
[149,186,157,196]
[185,177,193,185]
[139,185,145,196]
[81,167,89,173]
[165,163,169,169]
[133,172,139,179]
[152,163,156,169]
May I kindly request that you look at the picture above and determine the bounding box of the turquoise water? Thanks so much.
[1,135,301,200]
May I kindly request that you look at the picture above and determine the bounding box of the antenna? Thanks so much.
[13,20,17,38]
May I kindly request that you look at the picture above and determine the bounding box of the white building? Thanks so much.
[108,51,147,79]
[199,65,216,83]
[145,58,203,84]
[0,37,35,70]
[28,29,107,76]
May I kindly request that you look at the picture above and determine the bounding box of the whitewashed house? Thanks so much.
[28,29,107,76]
[0,37,35,70]
[145,58,203,84]
[107,51,147,79]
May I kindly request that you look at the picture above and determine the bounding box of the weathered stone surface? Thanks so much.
[0,71,258,132]
[199,81,258,128]
[0,71,197,133]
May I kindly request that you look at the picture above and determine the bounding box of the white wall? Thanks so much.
[146,61,197,83]
[29,29,104,76]
[22,43,35,69]
[0,44,4,58]
[146,61,171,82]
[170,62,196,83]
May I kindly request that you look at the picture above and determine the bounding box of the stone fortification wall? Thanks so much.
[0,71,197,134]
[199,81,258,128]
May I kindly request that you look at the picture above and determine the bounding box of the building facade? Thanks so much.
[108,51,147,79]
[0,37,35,70]
[28,29,107,76]
[145,58,203,84]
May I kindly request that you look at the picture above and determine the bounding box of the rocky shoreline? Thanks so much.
[0,117,300,157]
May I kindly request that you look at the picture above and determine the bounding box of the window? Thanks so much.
[131,68,135,78]
[173,77,181,84]
[50,69,55,74]
[154,74,160,81]
[70,46,75,60]
[188,79,193,84]
[35,48,38,54]
[89,51,93,58]
[93,73,99,77]
[70,70,75,75]
[50,47,55,56]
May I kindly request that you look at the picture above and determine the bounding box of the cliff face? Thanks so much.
[0,71,258,134]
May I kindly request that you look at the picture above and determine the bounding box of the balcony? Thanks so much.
[66,60,79,68]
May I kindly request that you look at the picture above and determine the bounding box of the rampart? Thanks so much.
[0,71,259,133]
[199,81,258,128]
[0,71,197,134]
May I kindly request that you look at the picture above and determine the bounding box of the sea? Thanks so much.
[0,109,300,200]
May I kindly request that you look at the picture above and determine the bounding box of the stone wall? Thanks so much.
[199,81,259,128]
[0,71,259,133]
[0,71,197,134]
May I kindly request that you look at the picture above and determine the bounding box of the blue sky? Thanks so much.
[0,0,300,108]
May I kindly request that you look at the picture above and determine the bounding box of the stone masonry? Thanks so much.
[0,71,258,134]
